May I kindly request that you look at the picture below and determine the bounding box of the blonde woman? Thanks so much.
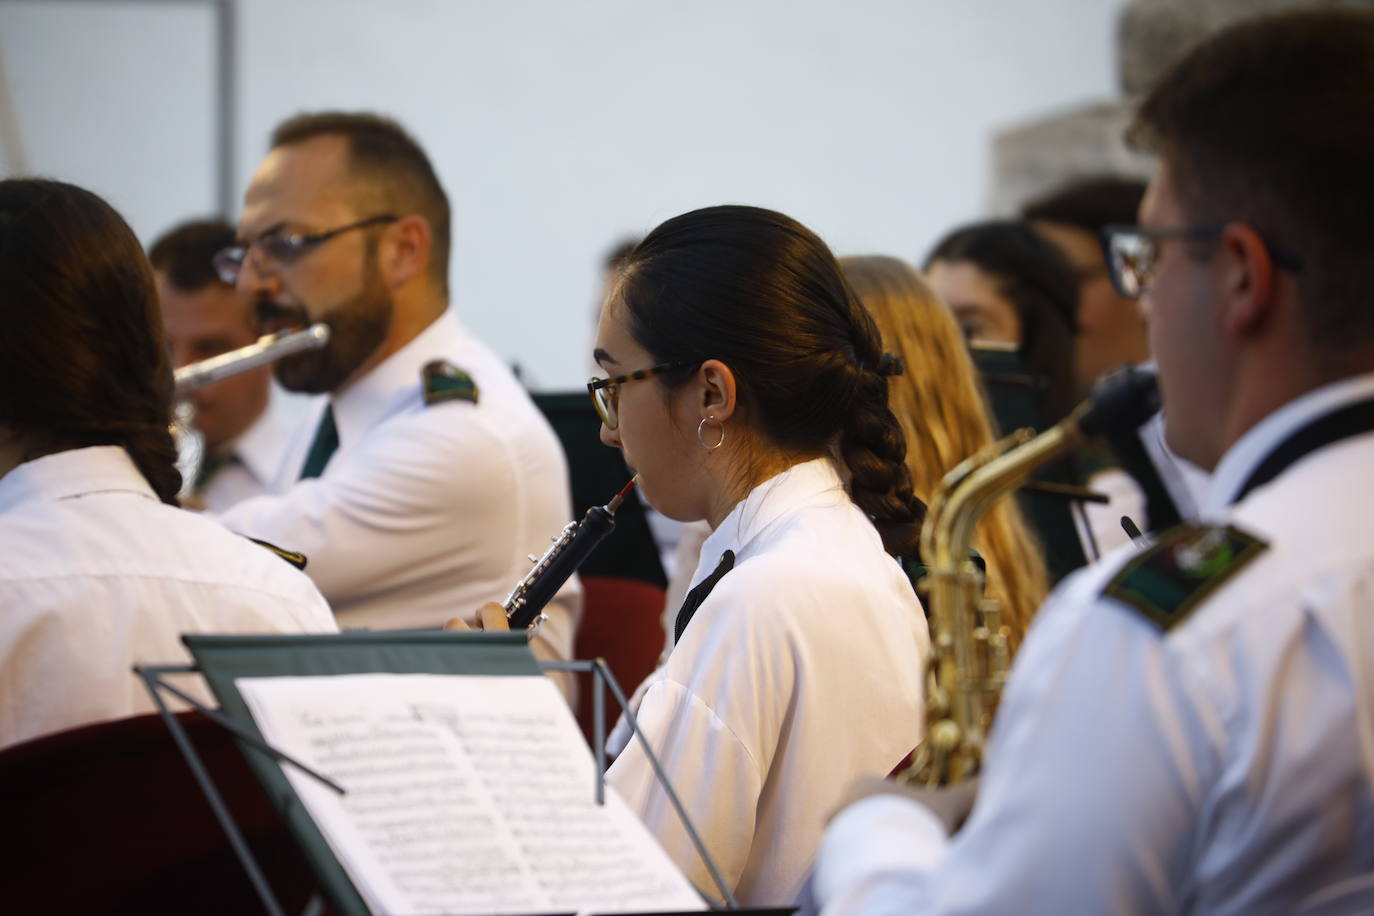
[841,254,1048,643]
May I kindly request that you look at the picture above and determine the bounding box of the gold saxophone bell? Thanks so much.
[901,367,1161,787]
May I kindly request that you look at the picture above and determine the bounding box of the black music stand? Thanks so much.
[137,631,787,915]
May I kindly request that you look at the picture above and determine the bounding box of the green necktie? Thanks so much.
[298,404,338,480]
[192,449,237,492]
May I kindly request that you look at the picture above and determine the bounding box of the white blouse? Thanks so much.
[608,458,929,907]
[0,446,336,749]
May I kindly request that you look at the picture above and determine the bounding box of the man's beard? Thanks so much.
[255,264,392,395]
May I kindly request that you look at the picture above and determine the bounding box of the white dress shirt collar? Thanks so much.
[330,308,465,448]
[0,445,155,513]
[693,456,847,587]
[1204,372,1374,514]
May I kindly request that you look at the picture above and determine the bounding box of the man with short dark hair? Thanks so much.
[150,218,301,511]
[814,10,1374,913]
[1023,176,1150,395]
[1024,178,1210,532]
[214,112,579,681]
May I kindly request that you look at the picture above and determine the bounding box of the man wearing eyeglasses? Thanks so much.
[213,112,579,689]
[1021,178,1211,536]
[150,218,308,513]
[813,9,1374,914]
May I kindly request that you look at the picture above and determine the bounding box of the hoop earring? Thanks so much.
[696,415,725,451]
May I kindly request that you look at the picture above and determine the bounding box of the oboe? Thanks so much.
[505,477,638,630]
[173,323,331,398]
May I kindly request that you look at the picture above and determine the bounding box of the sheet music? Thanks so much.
[237,673,705,915]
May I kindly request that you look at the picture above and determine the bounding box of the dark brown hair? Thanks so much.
[271,111,452,296]
[0,179,182,503]
[148,217,236,291]
[924,220,1080,425]
[1129,8,1374,350]
[1022,175,1147,235]
[614,205,925,556]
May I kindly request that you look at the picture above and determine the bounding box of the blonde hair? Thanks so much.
[840,255,1049,642]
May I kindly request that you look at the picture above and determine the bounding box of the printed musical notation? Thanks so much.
[238,673,704,915]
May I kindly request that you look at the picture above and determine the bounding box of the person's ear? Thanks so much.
[1217,221,1276,338]
[697,359,738,422]
[379,214,432,289]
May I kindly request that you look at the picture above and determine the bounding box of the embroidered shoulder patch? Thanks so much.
[422,360,479,406]
[1102,523,1267,631]
[247,536,308,571]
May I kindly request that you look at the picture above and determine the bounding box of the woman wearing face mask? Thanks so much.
[584,205,929,906]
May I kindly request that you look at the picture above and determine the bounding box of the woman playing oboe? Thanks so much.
[590,205,928,905]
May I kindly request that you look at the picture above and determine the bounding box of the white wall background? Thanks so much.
[0,0,1119,390]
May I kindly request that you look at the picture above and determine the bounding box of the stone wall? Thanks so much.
[988,0,1374,215]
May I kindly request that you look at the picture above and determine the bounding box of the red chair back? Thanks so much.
[0,710,330,914]
[575,574,668,746]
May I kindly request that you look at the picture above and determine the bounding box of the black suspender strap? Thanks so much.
[1233,397,1374,504]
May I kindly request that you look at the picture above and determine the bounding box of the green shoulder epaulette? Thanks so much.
[422,360,479,406]
[1102,522,1267,631]
[247,536,308,571]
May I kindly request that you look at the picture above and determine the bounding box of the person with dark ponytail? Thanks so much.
[590,205,929,904]
[0,178,336,749]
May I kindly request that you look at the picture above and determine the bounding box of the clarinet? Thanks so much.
[504,476,638,630]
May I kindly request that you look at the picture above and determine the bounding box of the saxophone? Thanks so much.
[901,367,1161,786]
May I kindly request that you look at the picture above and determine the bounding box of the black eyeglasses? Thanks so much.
[587,361,697,430]
[212,214,399,285]
[1100,223,1303,298]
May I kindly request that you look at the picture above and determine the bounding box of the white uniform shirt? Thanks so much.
[1140,408,1211,520]
[608,458,929,907]
[816,374,1374,915]
[0,446,337,749]
[198,384,315,513]
[218,310,580,663]
[1077,466,1147,558]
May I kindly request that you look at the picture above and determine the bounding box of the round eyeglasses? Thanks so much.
[587,361,697,430]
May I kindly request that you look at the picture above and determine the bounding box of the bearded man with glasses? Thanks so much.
[814,9,1374,914]
[213,112,579,691]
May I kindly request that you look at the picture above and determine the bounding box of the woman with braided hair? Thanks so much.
[840,255,1049,648]
[0,178,335,749]
[590,205,929,905]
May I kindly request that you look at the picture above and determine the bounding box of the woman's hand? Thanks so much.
[443,602,511,632]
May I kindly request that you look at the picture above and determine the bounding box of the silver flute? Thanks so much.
[173,324,331,398]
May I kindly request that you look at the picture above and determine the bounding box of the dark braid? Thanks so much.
[0,179,183,505]
[835,291,926,556]
[616,204,924,557]
[122,423,184,508]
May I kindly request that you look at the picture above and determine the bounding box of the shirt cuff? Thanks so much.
[813,793,948,913]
